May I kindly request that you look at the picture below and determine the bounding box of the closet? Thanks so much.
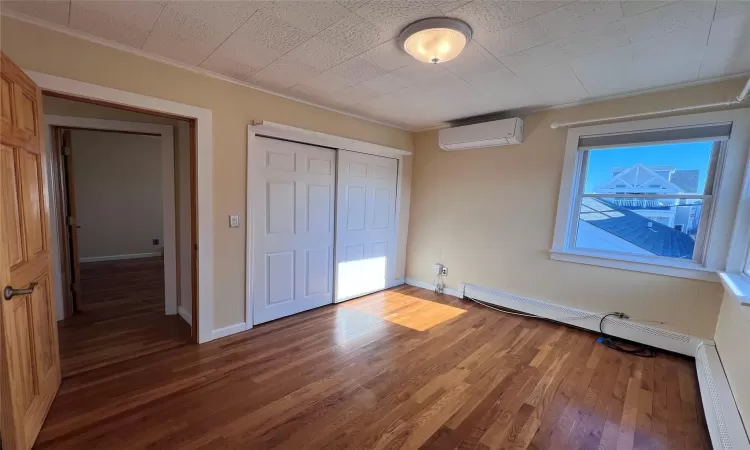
[247,123,407,325]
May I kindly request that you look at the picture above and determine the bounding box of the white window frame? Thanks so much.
[719,132,750,305]
[551,108,750,282]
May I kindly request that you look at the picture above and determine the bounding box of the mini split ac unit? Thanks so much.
[438,118,523,151]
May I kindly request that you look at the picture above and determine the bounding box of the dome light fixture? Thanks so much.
[399,17,472,64]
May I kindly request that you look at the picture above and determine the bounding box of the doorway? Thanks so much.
[43,95,196,376]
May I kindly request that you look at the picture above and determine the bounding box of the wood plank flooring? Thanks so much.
[39,283,710,449]
[57,257,191,377]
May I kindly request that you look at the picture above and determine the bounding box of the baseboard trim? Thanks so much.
[460,283,705,356]
[79,252,162,263]
[696,343,750,450]
[178,306,192,326]
[211,322,246,340]
[405,278,464,298]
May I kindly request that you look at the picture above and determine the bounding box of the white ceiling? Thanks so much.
[3,0,750,130]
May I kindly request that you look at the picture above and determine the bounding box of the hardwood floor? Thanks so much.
[39,284,710,449]
[57,257,191,377]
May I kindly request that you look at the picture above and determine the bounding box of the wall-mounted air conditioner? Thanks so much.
[438,118,523,151]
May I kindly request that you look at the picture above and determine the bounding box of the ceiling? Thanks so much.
[3,0,750,130]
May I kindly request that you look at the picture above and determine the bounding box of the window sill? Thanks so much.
[718,272,750,306]
[549,249,720,282]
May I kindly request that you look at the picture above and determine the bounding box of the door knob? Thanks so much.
[3,282,38,300]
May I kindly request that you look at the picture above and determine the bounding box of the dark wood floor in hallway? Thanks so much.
[57,257,191,377]
[39,284,709,449]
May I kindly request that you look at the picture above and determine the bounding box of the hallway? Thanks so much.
[56,257,191,378]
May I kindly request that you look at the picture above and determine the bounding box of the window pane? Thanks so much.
[576,197,704,259]
[583,141,716,195]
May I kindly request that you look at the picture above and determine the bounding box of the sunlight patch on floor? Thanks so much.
[340,292,467,331]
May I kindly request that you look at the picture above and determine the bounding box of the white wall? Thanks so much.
[71,129,163,260]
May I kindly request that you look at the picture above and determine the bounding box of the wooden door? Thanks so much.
[335,150,398,303]
[250,136,335,324]
[0,52,61,450]
[58,128,82,309]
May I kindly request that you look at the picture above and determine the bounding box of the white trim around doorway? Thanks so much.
[29,71,215,343]
[44,115,178,319]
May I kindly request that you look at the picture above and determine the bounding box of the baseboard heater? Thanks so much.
[461,283,701,356]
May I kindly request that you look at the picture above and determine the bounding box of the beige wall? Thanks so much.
[715,293,750,426]
[2,17,414,329]
[407,78,748,338]
[71,129,163,259]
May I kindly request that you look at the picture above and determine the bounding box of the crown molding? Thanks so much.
[1,10,413,132]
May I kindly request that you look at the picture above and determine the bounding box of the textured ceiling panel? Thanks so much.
[200,38,281,80]
[6,0,750,130]
[317,13,392,56]
[334,83,382,105]
[353,0,442,37]
[360,39,414,72]
[142,1,261,65]
[262,1,350,34]
[231,8,313,54]
[499,20,630,73]
[624,0,715,42]
[441,42,507,78]
[250,58,321,90]
[283,35,359,72]
[536,1,623,39]
[298,71,356,93]
[69,0,166,48]
[520,62,589,105]
[361,72,414,94]
[2,0,69,26]
[472,18,550,58]
[327,56,387,84]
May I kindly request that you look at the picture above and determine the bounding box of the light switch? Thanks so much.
[229,215,240,228]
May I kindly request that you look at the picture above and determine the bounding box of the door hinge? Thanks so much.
[70,283,76,293]
[67,216,76,226]
[62,146,71,156]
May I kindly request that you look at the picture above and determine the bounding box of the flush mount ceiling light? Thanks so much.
[399,17,472,64]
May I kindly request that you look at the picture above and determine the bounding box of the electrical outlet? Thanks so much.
[152,238,159,246]
[434,263,443,276]
[441,266,448,276]
[229,215,240,228]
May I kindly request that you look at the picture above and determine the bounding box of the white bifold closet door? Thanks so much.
[251,137,335,324]
[335,150,398,303]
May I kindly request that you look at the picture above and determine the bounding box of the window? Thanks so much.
[552,109,750,281]
[574,141,718,261]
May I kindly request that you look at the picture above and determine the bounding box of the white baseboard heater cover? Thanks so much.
[462,283,703,356]
[695,344,750,450]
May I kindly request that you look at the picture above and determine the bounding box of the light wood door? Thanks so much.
[0,52,61,450]
[250,136,335,324]
[335,150,398,302]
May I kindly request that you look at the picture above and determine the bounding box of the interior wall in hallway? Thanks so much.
[70,129,163,260]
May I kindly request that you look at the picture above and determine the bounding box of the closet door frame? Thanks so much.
[245,122,411,330]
